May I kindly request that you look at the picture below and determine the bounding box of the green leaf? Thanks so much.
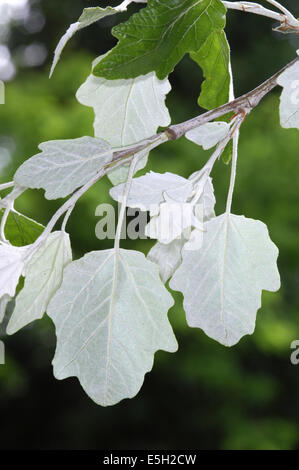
[94,0,227,80]
[0,209,44,247]
[190,30,230,110]
[190,31,232,163]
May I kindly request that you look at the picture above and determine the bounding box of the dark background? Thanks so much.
[0,0,299,450]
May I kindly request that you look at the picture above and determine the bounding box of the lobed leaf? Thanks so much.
[170,214,280,346]
[0,244,28,298]
[191,30,231,110]
[77,62,171,185]
[14,137,113,200]
[110,171,193,210]
[94,0,226,80]
[47,249,177,406]
[7,232,72,335]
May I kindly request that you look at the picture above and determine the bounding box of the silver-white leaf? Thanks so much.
[148,176,215,281]
[186,122,230,150]
[0,244,28,298]
[170,214,280,346]
[50,1,147,77]
[148,239,185,283]
[277,58,299,130]
[14,137,112,200]
[110,171,192,211]
[77,66,171,185]
[200,177,216,221]
[7,232,72,335]
[47,249,177,406]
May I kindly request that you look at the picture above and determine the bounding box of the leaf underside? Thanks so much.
[170,214,280,346]
[47,249,177,406]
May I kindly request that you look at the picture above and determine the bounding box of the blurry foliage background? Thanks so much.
[0,0,299,450]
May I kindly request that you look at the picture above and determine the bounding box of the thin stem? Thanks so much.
[114,155,139,252]
[264,0,294,18]
[24,169,106,261]
[0,206,10,242]
[61,206,74,232]
[226,129,240,214]
[223,1,283,21]
[166,56,299,140]
[0,186,25,210]
[0,182,14,191]
[117,0,146,11]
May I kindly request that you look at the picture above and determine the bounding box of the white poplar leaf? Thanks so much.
[77,65,171,185]
[201,177,216,221]
[147,176,215,281]
[170,214,280,347]
[14,137,112,200]
[7,232,72,335]
[148,239,185,283]
[186,122,230,150]
[47,249,177,406]
[50,1,147,77]
[110,171,192,211]
[0,244,28,298]
[0,294,10,323]
[277,58,299,130]
[183,228,204,252]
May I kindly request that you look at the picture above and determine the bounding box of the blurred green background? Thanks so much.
[0,0,299,450]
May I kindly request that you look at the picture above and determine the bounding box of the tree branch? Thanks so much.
[164,56,299,140]
[110,56,298,158]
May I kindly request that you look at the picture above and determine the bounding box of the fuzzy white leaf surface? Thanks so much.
[148,238,185,283]
[0,244,28,298]
[50,1,147,77]
[77,65,171,185]
[110,171,192,211]
[14,137,112,200]
[277,59,299,130]
[170,214,280,346]
[47,249,177,406]
[7,232,72,335]
[200,177,216,221]
[186,122,230,150]
[148,176,216,281]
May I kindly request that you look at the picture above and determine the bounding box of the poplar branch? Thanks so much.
[112,56,299,155]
